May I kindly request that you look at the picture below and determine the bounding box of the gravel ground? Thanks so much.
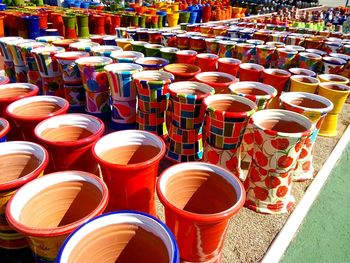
[156,103,350,263]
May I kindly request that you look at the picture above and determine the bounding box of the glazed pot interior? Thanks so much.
[134,70,173,82]
[254,110,311,134]
[0,84,35,99]
[239,63,264,71]
[94,131,164,166]
[206,96,253,112]
[320,83,350,92]
[165,64,200,74]
[169,81,213,96]
[197,73,235,84]
[230,82,273,96]
[319,74,348,82]
[35,114,101,142]
[289,68,315,76]
[7,96,66,117]
[136,58,167,66]
[291,75,319,84]
[0,142,46,185]
[159,163,242,215]
[265,69,290,77]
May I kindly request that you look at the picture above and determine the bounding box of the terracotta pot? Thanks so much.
[6,95,69,142]
[217,58,241,77]
[157,162,245,262]
[195,71,236,94]
[289,67,317,77]
[135,57,169,71]
[0,141,48,250]
[318,74,349,84]
[245,109,312,214]
[164,63,201,82]
[195,53,218,72]
[238,63,264,82]
[34,113,105,174]
[229,82,277,174]
[280,92,333,181]
[289,75,320,93]
[134,70,174,113]
[6,171,109,262]
[262,68,291,108]
[0,83,39,118]
[92,130,166,215]
[56,211,180,263]
[318,82,350,137]
[203,94,256,179]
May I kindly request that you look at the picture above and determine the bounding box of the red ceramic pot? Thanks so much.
[148,30,162,44]
[195,53,218,72]
[218,58,241,77]
[34,113,105,174]
[164,63,201,82]
[0,83,39,118]
[6,95,69,142]
[238,63,265,82]
[92,130,166,215]
[262,68,291,108]
[189,36,206,52]
[157,162,245,262]
[176,50,197,65]
[195,71,237,94]
[94,15,106,35]
[176,34,190,49]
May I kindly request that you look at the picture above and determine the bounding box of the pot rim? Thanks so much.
[0,83,39,103]
[239,63,264,72]
[133,69,174,83]
[322,56,347,65]
[104,62,143,73]
[31,46,65,55]
[35,36,64,43]
[18,42,49,52]
[319,82,350,93]
[176,50,197,56]
[6,95,69,122]
[285,45,305,52]
[69,42,100,51]
[0,117,9,139]
[6,171,109,237]
[229,81,277,99]
[251,109,312,137]
[56,211,180,263]
[290,74,320,85]
[168,80,214,100]
[299,52,322,60]
[75,56,112,67]
[135,57,169,68]
[263,68,291,78]
[195,71,236,87]
[164,63,201,78]
[156,162,246,223]
[196,53,219,60]
[329,52,350,61]
[55,51,89,61]
[288,67,316,77]
[280,91,334,114]
[0,141,49,191]
[318,73,349,83]
[91,45,123,53]
[218,57,241,65]
[92,130,166,170]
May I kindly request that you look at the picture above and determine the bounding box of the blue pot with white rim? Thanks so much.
[0,117,9,142]
[56,211,180,263]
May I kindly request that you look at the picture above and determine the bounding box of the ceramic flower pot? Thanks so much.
[92,130,165,215]
[164,63,201,82]
[195,53,218,72]
[135,57,169,71]
[6,95,69,142]
[104,63,143,101]
[238,63,265,82]
[235,43,256,63]
[229,82,277,174]
[203,94,256,178]
[318,82,350,137]
[205,38,220,54]
[298,52,322,73]
[289,67,317,77]
[6,39,34,68]
[0,117,9,142]
[305,48,327,57]
[56,211,179,263]
[322,56,347,74]
[85,89,111,119]
[262,68,291,108]
[318,74,349,84]
[18,41,48,90]
[329,53,350,78]
[115,38,134,51]
[52,39,78,51]
[245,109,312,214]
[160,47,180,64]
[176,50,197,65]
[55,51,89,84]
[0,37,23,82]
[148,30,162,44]
[136,110,168,140]
[195,71,236,94]
[6,170,109,262]
[287,34,305,45]
[144,44,163,57]
[131,40,148,54]
[276,48,298,69]
[157,162,245,262]
[304,36,325,50]
[280,92,333,181]
[69,41,100,55]
[0,141,48,250]
[323,41,343,54]
[35,113,105,174]
[289,75,320,93]
[0,83,39,118]
[217,40,237,59]
[76,56,113,93]
[217,58,241,77]
[90,45,122,57]
[35,36,64,45]
[256,44,276,68]
[134,70,174,113]
[161,32,177,47]
[62,83,86,112]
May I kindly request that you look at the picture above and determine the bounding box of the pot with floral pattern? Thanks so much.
[280,92,333,181]
[203,94,257,179]
[229,82,277,179]
[0,37,23,83]
[31,46,66,97]
[244,109,312,214]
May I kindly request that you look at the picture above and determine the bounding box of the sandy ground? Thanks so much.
[156,104,350,263]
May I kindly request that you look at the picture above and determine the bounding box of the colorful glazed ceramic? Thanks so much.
[85,90,111,119]
[69,41,100,54]
[245,109,312,214]
[280,92,333,181]
[55,51,89,84]
[290,75,320,93]
[91,45,122,57]
[318,74,349,84]
[0,118,9,142]
[135,57,169,71]
[111,98,137,129]
[298,52,322,73]
[238,63,265,82]
[35,36,64,44]
[31,46,65,78]
[276,48,298,69]
[256,44,276,68]
[195,71,236,94]
[160,47,180,63]
[218,58,241,77]
[115,38,134,51]
[235,43,255,63]
[322,56,347,74]
[63,83,86,111]
[163,63,201,82]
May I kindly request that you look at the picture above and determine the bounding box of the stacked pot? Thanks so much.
[134,70,174,140]
[166,81,214,162]
[0,36,22,83]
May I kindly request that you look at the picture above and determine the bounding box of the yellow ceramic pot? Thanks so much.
[115,38,134,51]
[318,82,350,137]
[318,73,349,85]
[290,75,320,93]
[167,12,179,28]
